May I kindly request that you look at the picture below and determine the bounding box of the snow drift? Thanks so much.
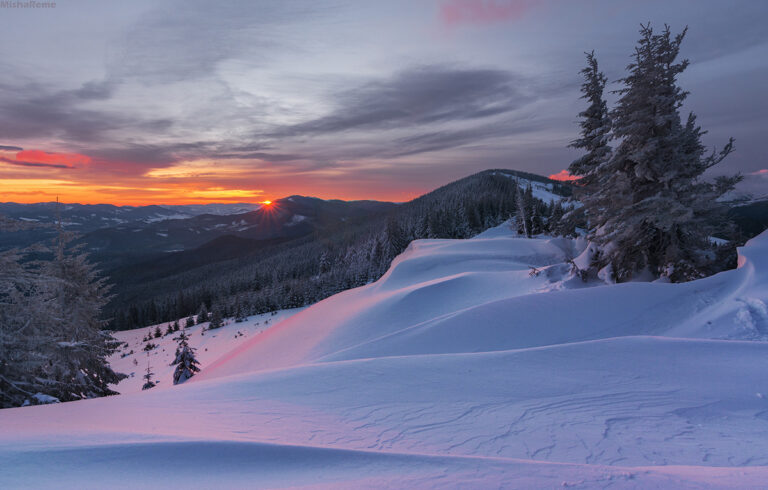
[201,225,768,378]
[1,224,767,488]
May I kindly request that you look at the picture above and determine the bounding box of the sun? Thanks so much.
[261,200,272,205]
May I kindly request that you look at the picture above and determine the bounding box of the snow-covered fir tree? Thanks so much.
[171,330,200,385]
[142,354,156,390]
[0,248,53,407]
[0,223,126,407]
[568,51,612,189]
[41,230,126,403]
[582,24,739,282]
[566,50,612,237]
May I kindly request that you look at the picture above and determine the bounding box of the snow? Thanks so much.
[144,213,193,223]
[493,171,566,202]
[286,214,307,225]
[1,224,768,488]
[109,309,304,393]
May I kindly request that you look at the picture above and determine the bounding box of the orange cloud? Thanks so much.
[16,150,91,166]
[549,169,581,182]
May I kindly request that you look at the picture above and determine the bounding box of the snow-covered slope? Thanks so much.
[1,224,767,488]
[108,309,303,393]
[200,224,768,379]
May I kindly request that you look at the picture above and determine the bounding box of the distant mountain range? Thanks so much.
[0,197,397,267]
[2,168,764,331]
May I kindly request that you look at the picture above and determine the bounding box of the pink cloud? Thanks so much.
[750,169,768,175]
[16,149,91,166]
[440,0,531,26]
[549,169,581,182]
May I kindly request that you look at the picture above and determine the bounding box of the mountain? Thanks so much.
[2,224,767,487]
[0,197,396,267]
[0,202,259,252]
[104,169,573,329]
[81,196,397,266]
[730,198,768,239]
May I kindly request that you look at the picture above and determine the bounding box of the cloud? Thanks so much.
[16,150,91,166]
[109,0,326,83]
[440,0,532,26]
[0,148,88,169]
[275,65,530,137]
[386,116,545,158]
[0,145,23,151]
[0,79,171,143]
[215,152,306,162]
[0,156,74,169]
[549,169,580,181]
[749,169,768,175]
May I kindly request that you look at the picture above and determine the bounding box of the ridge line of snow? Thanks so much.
[191,335,768,388]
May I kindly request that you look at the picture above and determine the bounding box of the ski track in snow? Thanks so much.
[1,223,768,488]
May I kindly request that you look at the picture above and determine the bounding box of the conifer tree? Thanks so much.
[585,24,739,282]
[234,298,246,323]
[142,354,156,390]
[197,303,209,324]
[568,51,612,190]
[566,50,612,239]
[208,305,223,329]
[41,222,126,403]
[516,184,533,237]
[185,316,195,328]
[171,330,200,385]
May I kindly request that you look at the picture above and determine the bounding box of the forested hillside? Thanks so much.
[108,170,572,330]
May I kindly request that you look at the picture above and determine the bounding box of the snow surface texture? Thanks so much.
[1,223,768,488]
[109,309,303,393]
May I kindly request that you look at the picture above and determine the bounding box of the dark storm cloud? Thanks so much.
[274,65,535,137]
[0,80,172,143]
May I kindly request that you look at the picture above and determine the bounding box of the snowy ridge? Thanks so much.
[1,224,768,488]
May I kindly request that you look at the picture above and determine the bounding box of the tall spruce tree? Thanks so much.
[0,248,54,407]
[41,223,126,403]
[171,330,200,385]
[568,50,612,233]
[1,214,126,407]
[569,51,612,184]
[585,24,738,282]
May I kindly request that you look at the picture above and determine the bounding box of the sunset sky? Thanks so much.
[1,0,766,205]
